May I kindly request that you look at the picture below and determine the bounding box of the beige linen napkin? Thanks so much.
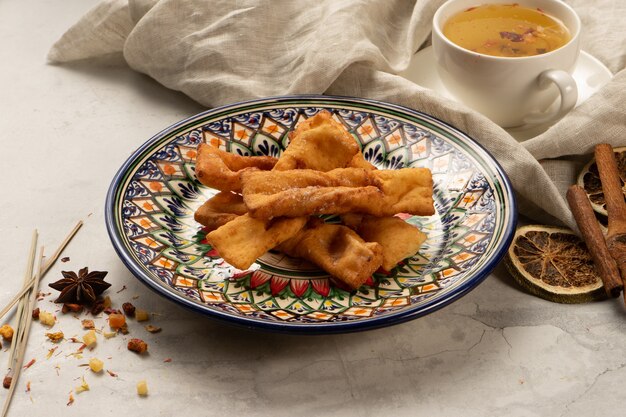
[48,0,626,229]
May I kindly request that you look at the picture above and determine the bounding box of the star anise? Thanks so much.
[49,267,111,305]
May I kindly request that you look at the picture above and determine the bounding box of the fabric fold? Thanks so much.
[47,0,133,63]
[47,0,626,229]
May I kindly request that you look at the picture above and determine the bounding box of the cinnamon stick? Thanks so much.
[567,185,622,297]
[594,144,626,288]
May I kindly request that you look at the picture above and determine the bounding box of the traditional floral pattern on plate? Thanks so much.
[106,96,516,333]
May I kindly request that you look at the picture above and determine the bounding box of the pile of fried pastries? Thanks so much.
[193,110,435,290]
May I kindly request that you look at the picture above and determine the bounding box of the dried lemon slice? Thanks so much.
[577,146,626,217]
[505,225,606,303]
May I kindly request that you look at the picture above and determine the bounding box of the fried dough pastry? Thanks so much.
[374,169,435,216]
[205,214,307,270]
[241,167,434,219]
[277,220,383,289]
[342,214,427,271]
[193,192,248,232]
[273,110,359,172]
[194,111,434,288]
[195,143,277,192]
[347,151,377,170]
[242,167,375,194]
[245,185,383,219]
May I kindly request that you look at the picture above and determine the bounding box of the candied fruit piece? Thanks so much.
[108,313,126,329]
[135,309,149,322]
[39,311,56,327]
[137,380,148,396]
[89,358,104,373]
[83,330,97,347]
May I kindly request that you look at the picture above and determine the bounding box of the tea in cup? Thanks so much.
[432,0,581,128]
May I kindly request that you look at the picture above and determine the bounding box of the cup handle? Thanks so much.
[523,69,578,125]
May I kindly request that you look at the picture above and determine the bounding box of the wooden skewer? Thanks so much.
[1,220,82,416]
[1,233,40,417]
[567,185,623,297]
[6,231,37,366]
[0,220,82,321]
[2,246,43,417]
[594,144,626,295]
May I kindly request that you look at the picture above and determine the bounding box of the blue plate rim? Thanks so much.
[105,94,517,334]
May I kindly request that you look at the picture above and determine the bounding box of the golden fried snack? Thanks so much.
[347,151,377,170]
[342,214,427,271]
[241,167,434,219]
[277,220,383,289]
[273,110,359,171]
[193,110,435,289]
[374,169,435,216]
[241,167,375,195]
[245,185,383,219]
[195,143,277,192]
[205,214,307,270]
[193,192,248,232]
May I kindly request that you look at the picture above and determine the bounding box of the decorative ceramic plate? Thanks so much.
[105,95,516,333]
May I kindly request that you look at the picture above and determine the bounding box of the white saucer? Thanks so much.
[399,46,613,141]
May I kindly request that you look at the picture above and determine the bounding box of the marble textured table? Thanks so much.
[1,1,625,416]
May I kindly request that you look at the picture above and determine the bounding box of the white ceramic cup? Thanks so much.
[432,0,581,128]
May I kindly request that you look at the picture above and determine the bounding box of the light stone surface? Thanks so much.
[1,1,625,416]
